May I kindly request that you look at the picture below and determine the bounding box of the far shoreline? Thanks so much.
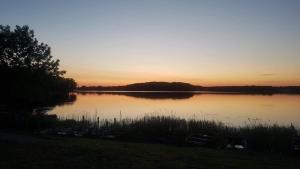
[76,81,300,94]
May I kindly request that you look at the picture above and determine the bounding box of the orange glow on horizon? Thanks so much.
[65,71,300,87]
[62,64,300,87]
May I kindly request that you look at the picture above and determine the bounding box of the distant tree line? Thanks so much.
[78,82,300,94]
[79,82,199,91]
[0,25,76,108]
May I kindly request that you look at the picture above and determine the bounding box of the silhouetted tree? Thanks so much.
[0,25,76,108]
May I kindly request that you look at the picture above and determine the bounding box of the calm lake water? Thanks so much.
[47,92,300,127]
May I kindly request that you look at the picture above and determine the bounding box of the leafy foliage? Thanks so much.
[0,25,76,108]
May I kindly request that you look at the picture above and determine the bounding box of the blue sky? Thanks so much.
[1,0,300,86]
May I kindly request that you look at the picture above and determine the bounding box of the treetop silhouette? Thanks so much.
[0,25,76,108]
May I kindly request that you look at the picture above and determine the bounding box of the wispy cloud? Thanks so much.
[260,73,276,76]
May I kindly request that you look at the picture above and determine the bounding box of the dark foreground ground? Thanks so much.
[0,131,299,169]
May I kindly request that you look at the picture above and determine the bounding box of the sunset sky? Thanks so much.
[1,0,300,86]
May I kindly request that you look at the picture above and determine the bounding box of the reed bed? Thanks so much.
[53,115,298,153]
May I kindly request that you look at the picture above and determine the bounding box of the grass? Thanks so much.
[54,115,298,153]
[0,132,299,169]
[2,113,299,153]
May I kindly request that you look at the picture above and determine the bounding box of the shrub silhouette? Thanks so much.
[0,25,76,109]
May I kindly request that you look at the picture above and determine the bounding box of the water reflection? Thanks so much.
[33,94,77,113]
[48,92,300,127]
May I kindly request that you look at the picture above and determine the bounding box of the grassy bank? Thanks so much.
[2,113,299,153]
[52,115,299,153]
[0,132,299,169]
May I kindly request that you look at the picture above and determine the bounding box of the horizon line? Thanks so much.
[77,81,300,88]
